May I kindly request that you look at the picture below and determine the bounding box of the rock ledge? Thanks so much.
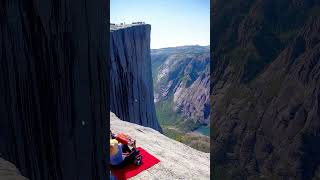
[110,112,210,180]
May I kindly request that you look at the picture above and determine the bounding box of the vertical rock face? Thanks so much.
[110,24,162,132]
[0,1,108,180]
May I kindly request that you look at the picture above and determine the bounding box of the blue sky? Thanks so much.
[111,0,210,49]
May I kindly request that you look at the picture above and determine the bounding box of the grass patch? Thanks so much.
[155,96,210,153]
[176,118,202,132]
[155,96,183,126]
[162,125,210,153]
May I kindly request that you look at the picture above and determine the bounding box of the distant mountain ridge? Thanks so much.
[151,45,210,126]
[150,45,210,152]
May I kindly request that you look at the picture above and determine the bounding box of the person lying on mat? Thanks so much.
[110,138,140,168]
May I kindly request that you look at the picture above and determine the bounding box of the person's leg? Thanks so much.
[110,148,139,168]
[110,149,140,169]
[122,149,139,165]
[131,140,136,148]
[122,144,131,153]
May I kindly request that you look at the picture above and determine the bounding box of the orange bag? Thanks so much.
[115,133,129,145]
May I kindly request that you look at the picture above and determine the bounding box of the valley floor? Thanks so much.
[162,125,210,153]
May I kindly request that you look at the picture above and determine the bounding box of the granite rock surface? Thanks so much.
[110,24,162,132]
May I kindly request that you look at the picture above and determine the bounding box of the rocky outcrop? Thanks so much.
[152,46,210,125]
[110,24,162,132]
[110,112,210,180]
[0,1,108,179]
[0,158,28,180]
[212,1,320,179]
[173,64,210,124]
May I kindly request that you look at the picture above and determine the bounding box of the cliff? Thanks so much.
[110,24,162,132]
[0,1,108,179]
[110,112,210,179]
[212,1,320,179]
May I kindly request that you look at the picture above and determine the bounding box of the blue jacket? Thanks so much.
[110,144,123,165]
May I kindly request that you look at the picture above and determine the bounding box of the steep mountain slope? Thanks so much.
[212,1,320,179]
[110,112,210,180]
[110,24,162,132]
[151,46,210,128]
[151,46,210,152]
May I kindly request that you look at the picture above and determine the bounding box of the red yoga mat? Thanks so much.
[110,147,160,180]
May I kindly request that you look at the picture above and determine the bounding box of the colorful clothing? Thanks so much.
[110,144,123,165]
